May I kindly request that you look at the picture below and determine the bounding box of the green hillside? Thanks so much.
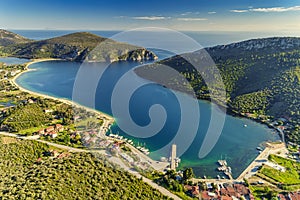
[0,31,157,62]
[0,29,32,47]
[136,37,300,143]
[0,136,169,199]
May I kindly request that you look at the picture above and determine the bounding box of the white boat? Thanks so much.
[256,147,263,151]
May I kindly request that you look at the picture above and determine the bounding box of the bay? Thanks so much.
[15,59,279,178]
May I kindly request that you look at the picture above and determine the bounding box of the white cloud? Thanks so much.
[230,5,300,13]
[114,16,126,19]
[181,12,192,16]
[250,6,300,12]
[208,11,216,14]
[132,16,166,20]
[177,18,208,21]
[230,9,249,13]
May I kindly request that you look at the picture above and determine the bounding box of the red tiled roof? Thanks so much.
[201,191,210,200]
[221,195,233,200]
[220,188,228,195]
[192,186,199,195]
[278,194,287,200]
[290,192,300,200]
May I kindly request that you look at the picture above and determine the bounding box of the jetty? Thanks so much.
[170,144,177,170]
[217,159,233,180]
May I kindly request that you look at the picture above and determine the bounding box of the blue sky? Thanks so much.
[1,0,300,33]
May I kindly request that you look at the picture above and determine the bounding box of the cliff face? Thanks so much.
[0,31,158,62]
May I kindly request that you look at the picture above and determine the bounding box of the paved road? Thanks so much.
[0,132,180,200]
[236,143,288,181]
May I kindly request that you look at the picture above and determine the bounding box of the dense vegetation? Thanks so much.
[0,30,157,62]
[0,29,32,47]
[2,103,50,131]
[136,37,300,143]
[0,136,169,199]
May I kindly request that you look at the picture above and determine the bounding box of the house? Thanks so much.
[28,99,34,104]
[45,126,55,133]
[201,191,211,200]
[184,185,200,198]
[233,184,250,196]
[48,131,58,138]
[221,196,233,200]
[44,109,53,113]
[289,192,300,200]
[191,186,200,196]
[277,194,287,200]
[37,129,45,135]
[49,150,60,157]
[55,124,64,132]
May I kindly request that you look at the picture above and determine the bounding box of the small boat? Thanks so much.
[244,124,248,127]
[256,147,263,151]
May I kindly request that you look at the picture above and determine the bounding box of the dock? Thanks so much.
[170,144,177,170]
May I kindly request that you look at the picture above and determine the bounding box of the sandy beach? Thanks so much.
[11,58,114,123]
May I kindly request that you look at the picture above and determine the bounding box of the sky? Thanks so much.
[1,0,300,33]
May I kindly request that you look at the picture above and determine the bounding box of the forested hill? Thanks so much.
[0,29,32,46]
[136,37,300,143]
[0,30,157,62]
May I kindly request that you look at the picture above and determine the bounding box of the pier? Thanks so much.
[170,144,177,170]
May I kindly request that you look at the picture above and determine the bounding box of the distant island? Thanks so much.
[0,29,158,62]
[136,37,300,144]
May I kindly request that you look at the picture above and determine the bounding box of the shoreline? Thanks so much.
[11,58,115,124]
[10,58,172,172]
[10,58,284,181]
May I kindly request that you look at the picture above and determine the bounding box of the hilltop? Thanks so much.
[0,29,32,46]
[136,37,300,143]
[0,31,157,62]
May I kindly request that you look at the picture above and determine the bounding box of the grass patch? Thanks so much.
[19,126,45,135]
[259,155,300,185]
[250,185,278,200]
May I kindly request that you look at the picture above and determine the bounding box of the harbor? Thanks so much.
[216,159,233,180]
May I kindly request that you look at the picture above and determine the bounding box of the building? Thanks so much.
[47,131,57,138]
[37,129,45,135]
[55,124,64,132]
[45,126,55,133]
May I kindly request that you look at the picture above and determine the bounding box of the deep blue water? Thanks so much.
[16,59,280,178]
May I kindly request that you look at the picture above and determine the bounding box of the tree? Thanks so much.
[183,168,194,181]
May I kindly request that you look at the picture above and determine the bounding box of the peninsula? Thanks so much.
[0,29,158,62]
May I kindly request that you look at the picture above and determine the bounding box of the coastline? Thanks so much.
[10,58,285,181]
[11,58,115,124]
[10,59,171,168]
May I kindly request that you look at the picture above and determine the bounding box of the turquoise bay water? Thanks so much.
[16,60,279,178]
